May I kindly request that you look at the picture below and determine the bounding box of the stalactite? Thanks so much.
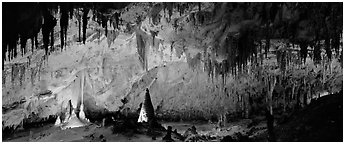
[313,41,321,64]
[3,67,6,87]
[14,64,19,87]
[281,50,287,71]
[82,7,90,44]
[64,25,67,50]
[69,4,74,19]
[60,4,69,51]
[177,3,180,16]
[109,17,113,29]
[31,37,34,53]
[7,43,11,61]
[164,2,173,22]
[50,29,54,52]
[180,3,188,16]
[151,3,163,25]
[265,25,270,58]
[206,57,212,78]
[42,5,57,56]
[299,42,308,63]
[215,62,222,79]
[211,59,215,81]
[105,17,109,37]
[95,11,102,26]
[163,3,167,17]
[60,21,64,51]
[4,3,19,62]
[332,33,340,56]
[101,15,108,34]
[8,45,11,61]
[11,64,14,87]
[19,64,22,86]
[114,12,120,29]
[150,30,158,47]
[91,7,96,22]
[20,64,26,86]
[31,68,35,86]
[179,3,184,16]
[9,43,12,61]
[34,34,38,50]
[20,36,27,57]
[2,44,6,70]
[78,19,81,42]
[325,37,331,59]
[13,40,18,59]
[76,8,81,42]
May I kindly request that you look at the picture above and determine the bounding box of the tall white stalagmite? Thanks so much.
[138,78,157,123]
[79,70,86,119]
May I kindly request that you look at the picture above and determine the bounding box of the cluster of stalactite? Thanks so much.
[3,3,129,68]
[189,2,342,78]
[3,2,342,78]
[2,3,64,63]
[176,2,192,16]
[3,3,41,69]
[210,59,340,123]
[284,3,342,63]
[92,9,123,40]
[195,31,257,81]
[162,2,200,22]
[163,3,174,22]
[161,3,259,78]
[150,3,163,25]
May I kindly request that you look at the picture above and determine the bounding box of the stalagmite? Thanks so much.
[55,116,61,125]
[79,70,86,120]
[138,78,157,123]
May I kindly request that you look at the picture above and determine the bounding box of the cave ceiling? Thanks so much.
[2,2,343,73]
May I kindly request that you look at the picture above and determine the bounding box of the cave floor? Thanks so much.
[3,119,266,142]
[3,93,342,142]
